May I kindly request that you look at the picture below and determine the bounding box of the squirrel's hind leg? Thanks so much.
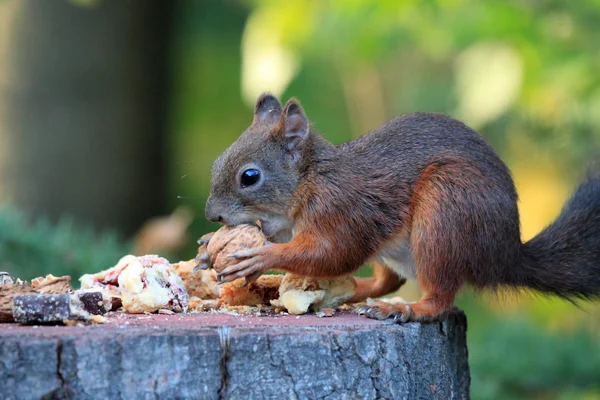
[357,160,483,322]
[348,260,406,303]
[355,269,459,322]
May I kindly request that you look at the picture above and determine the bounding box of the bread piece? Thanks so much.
[272,274,356,314]
[173,259,219,299]
[219,275,283,306]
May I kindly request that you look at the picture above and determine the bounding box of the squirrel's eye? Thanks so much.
[241,168,261,188]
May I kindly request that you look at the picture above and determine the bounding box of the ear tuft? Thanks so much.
[277,99,309,162]
[254,93,282,124]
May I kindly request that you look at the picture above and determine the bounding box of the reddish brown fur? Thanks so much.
[349,261,407,303]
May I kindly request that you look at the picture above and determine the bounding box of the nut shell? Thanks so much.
[31,274,72,294]
[206,225,267,273]
[0,282,37,322]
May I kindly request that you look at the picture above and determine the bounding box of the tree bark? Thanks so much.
[0,311,470,399]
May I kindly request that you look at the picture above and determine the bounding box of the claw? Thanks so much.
[365,306,380,319]
[393,313,407,324]
[226,250,247,259]
[194,253,209,265]
[244,271,262,286]
[392,305,413,324]
[193,263,208,273]
[227,248,261,259]
[197,233,214,246]
[193,252,210,273]
[355,305,371,315]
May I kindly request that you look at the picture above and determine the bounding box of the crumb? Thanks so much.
[338,303,354,312]
[315,308,336,318]
[90,315,106,324]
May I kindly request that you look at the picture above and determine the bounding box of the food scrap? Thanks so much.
[1,224,391,326]
[315,308,336,318]
[31,274,72,294]
[271,274,356,315]
[80,255,189,313]
[219,274,283,306]
[172,259,219,299]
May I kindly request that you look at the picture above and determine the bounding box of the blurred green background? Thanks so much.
[0,0,599,398]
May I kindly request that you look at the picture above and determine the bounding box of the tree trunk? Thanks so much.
[0,0,173,234]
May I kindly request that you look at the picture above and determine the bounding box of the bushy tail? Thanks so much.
[519,165,600,300]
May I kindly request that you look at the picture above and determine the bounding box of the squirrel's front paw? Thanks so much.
[192,232,214,273]
[216,246,272,284]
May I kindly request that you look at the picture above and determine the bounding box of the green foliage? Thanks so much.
[0,205,131,282]
[458,294,600,399]
[471,320,600,399]
[245,0,600,168]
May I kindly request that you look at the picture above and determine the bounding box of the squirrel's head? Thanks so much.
[206,93,311,238]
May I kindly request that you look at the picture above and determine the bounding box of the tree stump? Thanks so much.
[0,310,469,399]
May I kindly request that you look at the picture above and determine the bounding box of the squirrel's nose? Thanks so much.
[205,198,224,223]
[207,213,223,223]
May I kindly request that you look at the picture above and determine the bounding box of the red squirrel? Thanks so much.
[201,93,600,323]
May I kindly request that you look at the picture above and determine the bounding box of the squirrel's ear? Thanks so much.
[276,99,309,161]
[254,93,282,124]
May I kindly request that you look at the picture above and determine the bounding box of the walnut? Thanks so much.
[206,224,267,273]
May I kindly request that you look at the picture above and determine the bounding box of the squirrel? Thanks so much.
[202,92,600,322]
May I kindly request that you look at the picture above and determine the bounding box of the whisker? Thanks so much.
[177,195,203,201]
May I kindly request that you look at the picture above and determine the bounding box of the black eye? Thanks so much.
[241,168,261,188]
